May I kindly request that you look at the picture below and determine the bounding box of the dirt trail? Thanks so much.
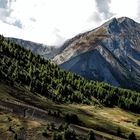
[69,124,126,140]
[0,99,63,124]
[0,100,126,140]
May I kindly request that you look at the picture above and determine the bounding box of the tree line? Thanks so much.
[0,34,140,114]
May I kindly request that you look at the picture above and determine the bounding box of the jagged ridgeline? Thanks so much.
[0,34,140,113]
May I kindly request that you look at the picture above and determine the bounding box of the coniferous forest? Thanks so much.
[0,34,140,114]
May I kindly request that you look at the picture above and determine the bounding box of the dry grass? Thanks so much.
[26,120,42,129]
[0,110,47,140]
[1,82,140,139]
[71,105,140,138]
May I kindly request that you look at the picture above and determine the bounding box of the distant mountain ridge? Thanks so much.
[53,17,140,91]
[8,37,60,59]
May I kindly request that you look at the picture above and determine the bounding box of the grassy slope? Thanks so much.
[0,82,140,140]
[0,111,47,140]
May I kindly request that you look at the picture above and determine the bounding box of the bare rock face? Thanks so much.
[53,17,140,91]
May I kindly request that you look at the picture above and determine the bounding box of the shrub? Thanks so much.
[64,129,77,140]
[137,118,140,126]
[117,127,122,136]
[87,130,96,140]
[42,132,49,138]
[52,132,63,140]
[64,113,80,124]
[128,132,137,140]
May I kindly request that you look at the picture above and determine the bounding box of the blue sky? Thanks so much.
[0,0,139,45]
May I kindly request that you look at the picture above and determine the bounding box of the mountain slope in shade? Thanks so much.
[53,17,140,91]
[8,37,60,59]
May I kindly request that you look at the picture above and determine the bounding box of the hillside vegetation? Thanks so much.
[0,82,140,140]
[0,34,140,114]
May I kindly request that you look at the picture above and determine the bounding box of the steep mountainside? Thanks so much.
[8,38,60,59]
[1,34,140,139]
[1,34,140,113]
[53,17,140,91]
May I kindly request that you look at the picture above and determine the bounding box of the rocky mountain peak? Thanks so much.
[53,17,140,91]
[102,17,140,36]
[118,17,136,25]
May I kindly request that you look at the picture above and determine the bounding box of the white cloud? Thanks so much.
[94,0,114,19]
[0,0,140,45]
[110,0,138,19]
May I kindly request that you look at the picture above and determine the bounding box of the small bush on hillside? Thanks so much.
[137,118,140,126]
[87,130,96,140]
[64,113,80,124]
[52,131,63,140]
[128,132,137,140]
[117,127,122,136]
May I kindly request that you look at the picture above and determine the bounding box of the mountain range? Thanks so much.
[10,17,140,91]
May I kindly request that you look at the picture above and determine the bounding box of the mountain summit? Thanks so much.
[53,17,140,91]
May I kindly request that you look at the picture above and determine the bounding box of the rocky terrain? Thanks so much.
[53,17,140,91]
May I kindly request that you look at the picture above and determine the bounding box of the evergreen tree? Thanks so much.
[137,119,140,126]
[117,127,122,137]
[128,132,137,140]
[87,130,96,140]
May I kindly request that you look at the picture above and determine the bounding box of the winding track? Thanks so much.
[0,99,62,123]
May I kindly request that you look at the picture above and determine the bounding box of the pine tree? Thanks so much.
[87,130,96,140]
[128,132,137,140]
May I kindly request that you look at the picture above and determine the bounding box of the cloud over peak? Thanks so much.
[95,0,114,19]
